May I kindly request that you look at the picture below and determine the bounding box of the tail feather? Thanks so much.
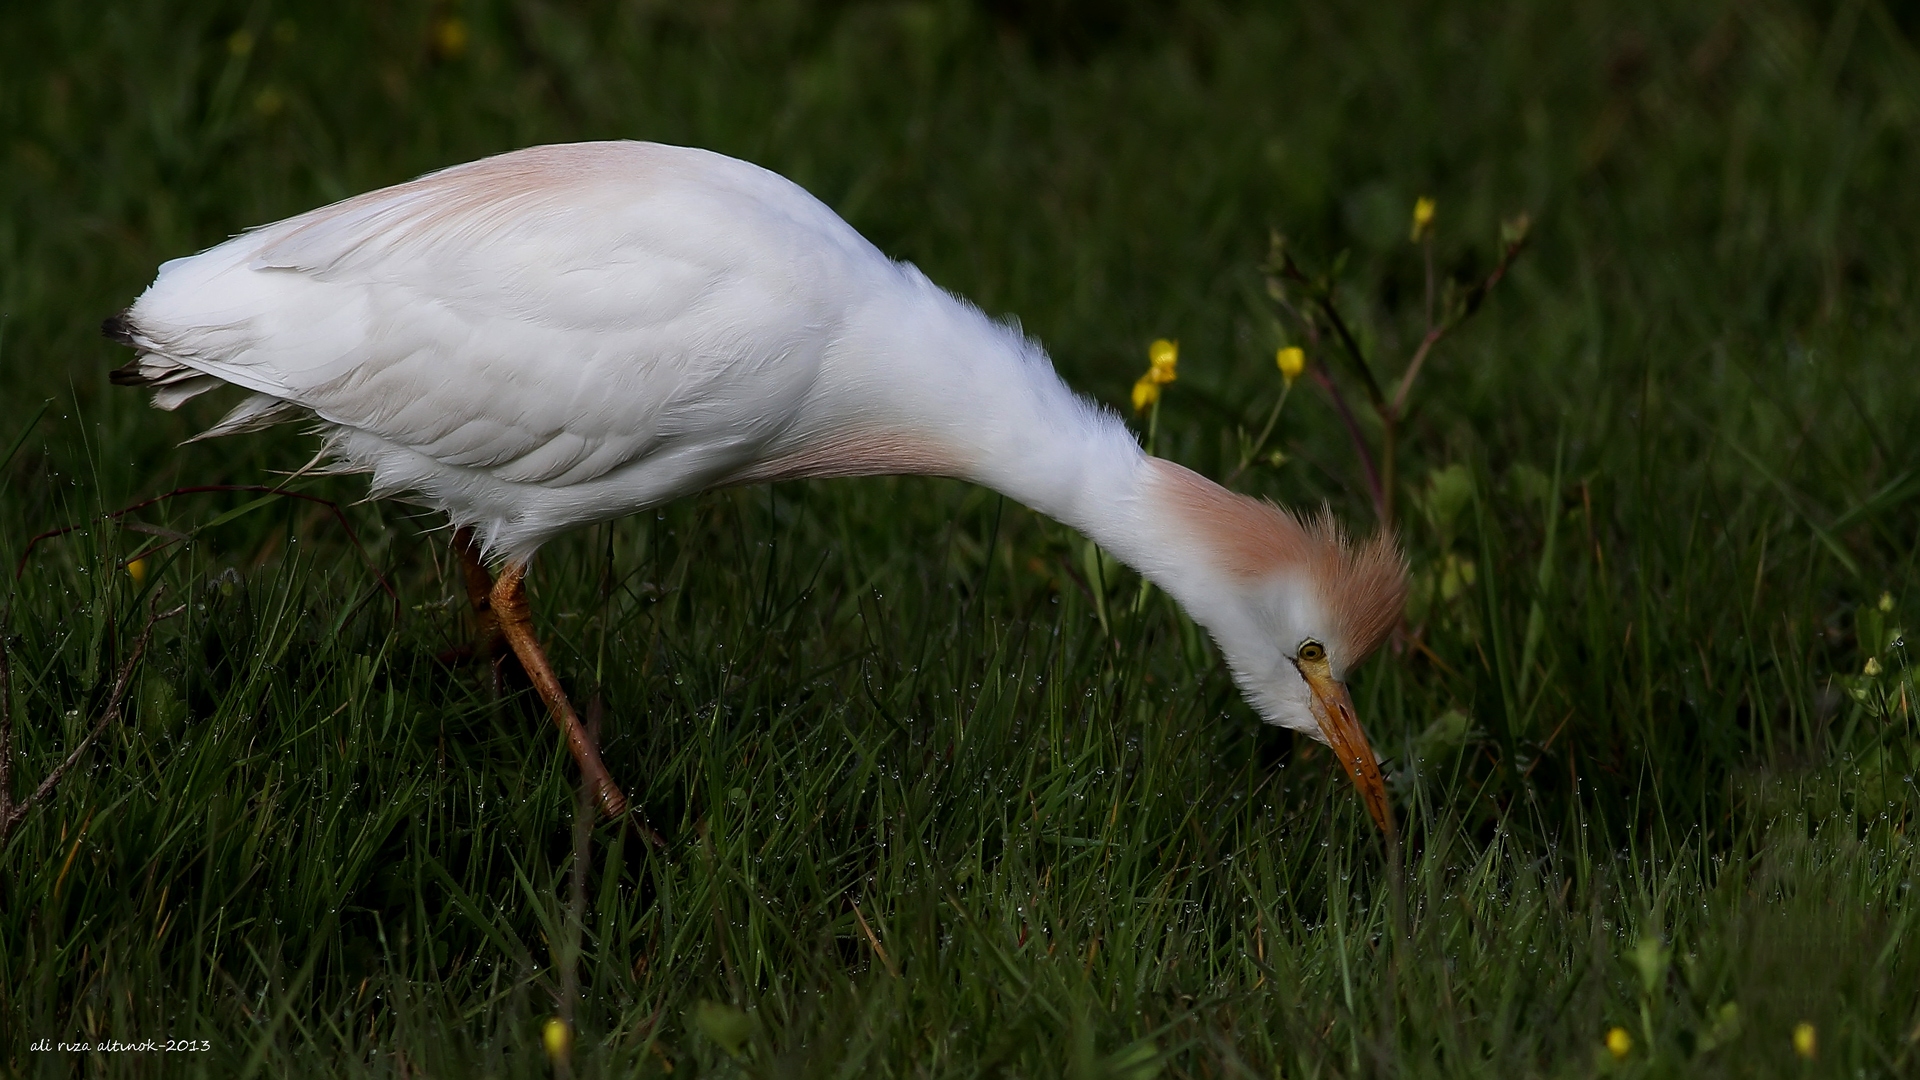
[103,308,303,434]
[112,355,208,386]
[152,375,224,411]
[107,359,153,386]
[189,393,300,441]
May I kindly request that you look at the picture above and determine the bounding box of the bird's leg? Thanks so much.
[450,527,508,675]
[489,561,631,820]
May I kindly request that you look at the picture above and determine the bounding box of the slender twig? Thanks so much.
[16,484,398,620]
[0,598,185,840]
[1423,233,1436,332]
[0,613,12,834]
[1390,235,1529,419]
[1226,381,1295,485]
[1276,253,1388,411]
[555,767,592,1079]
[1266,221,1528,530]
[1380,416,1398,527]
[1314,294,1386,411]
[1308,367,1385,522]
[1457,234,1528,320]
[1389,327,1447,421]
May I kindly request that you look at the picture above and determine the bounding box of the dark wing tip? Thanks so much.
[101,311,138,347]
[103,311,150,386]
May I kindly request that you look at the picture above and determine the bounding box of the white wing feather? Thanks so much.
[123,142,892,553]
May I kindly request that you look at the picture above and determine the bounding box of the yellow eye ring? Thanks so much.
[1297,640,1326,663]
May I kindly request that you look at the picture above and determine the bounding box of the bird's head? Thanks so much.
[1144,461,1409,834]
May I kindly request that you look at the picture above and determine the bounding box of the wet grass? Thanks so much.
[2,0,1918,1075]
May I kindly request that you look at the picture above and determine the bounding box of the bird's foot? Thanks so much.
[490,560,659,842]
[581,694,668,850]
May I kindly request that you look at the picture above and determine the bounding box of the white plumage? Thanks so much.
[111,141,1405,832]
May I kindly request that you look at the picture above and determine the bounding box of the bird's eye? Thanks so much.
[1297,640,1326,663]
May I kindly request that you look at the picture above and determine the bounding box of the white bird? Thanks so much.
[107,141,1407,833]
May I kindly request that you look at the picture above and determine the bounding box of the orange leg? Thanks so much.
[489,561,631,820]
[448,528,511,686]
[452,527,502,652]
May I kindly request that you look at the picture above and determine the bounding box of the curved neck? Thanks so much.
[820,271,1223,614]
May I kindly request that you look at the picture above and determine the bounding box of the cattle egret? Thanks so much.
[106,141,1407,833]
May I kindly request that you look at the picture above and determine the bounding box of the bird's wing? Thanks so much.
[124,142,881,488]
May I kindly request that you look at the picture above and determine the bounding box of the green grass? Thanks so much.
[3,0,1919,1075]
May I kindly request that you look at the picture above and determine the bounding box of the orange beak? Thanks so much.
[1302,670,1395,837]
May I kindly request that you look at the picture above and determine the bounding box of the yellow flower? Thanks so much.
[1131,375,1160,413]
[1879,591,1895,612]
[127,558,148,586]
[1410,196,1436,242]
[543,1017,572,1061]
[433,17,469,58]
[1277,346,1305,386]
[1792,1021,1816,1060]
[1147,339,1178,384]
[1605,1026,1632,1060]
[1864,657,1883,677]
[227,29,254,57]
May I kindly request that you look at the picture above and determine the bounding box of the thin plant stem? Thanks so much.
[554,771,592,1079]
[1389,327,1446,420]
[1390,237,1526,419]
[1308,366,1386,522]
[1423,233,1436,332]
[1380,415,1398,527]
[0,597,185,840]
[0,614,11,833]
[1227,381,1295,485]
[1278,253,1388,412]
[1319,294,1386,411]
[1270,226,1528,529]
[1383,820,1407,1074]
